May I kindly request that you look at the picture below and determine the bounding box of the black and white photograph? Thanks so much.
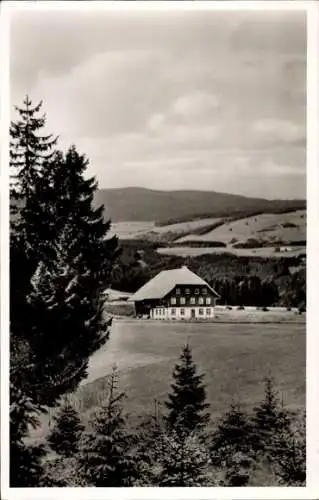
[2,0,319,497]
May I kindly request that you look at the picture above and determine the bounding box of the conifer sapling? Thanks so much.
[165,343,210,434]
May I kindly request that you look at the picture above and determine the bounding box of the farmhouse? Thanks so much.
[130,265,219,320]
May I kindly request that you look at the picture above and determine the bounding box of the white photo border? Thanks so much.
[1,1,318,499]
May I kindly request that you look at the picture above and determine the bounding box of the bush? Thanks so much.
[262,307,269,312]
[237,306,245,311]
[298,306,306,314]
[226,306,233,310]
[233,238,264,249]
[282,222,297,228]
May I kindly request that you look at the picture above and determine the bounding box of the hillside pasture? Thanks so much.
[174,209,306,246]
[151,217,223,234]
[108,221,155,239]
[107,210,306,249]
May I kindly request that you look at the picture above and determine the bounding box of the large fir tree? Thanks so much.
[10,97,118,486]
[165,343,210,434]
[10,96,57,198]
[78,368,139,486]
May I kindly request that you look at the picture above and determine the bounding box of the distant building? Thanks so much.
[274,246,293,253]
[130,265,220,320]
[279,246,293,252]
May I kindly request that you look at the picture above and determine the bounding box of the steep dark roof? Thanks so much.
[130,266,219,301]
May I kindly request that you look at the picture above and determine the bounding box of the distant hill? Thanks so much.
[94,187,305,223]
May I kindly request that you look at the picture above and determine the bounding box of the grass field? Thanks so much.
[107,210,306,249]
[30,318,305,441]
[157,245,306,258]
[76,320,305,423]
[174,209,306,245]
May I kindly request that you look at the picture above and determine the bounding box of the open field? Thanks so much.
[107,209,306,249]
[175,209,306,245]
[157,245,306,258]
[108,218,223,242]
[108,221,155,239]
[77,320,305,422]
[30,318,305,441]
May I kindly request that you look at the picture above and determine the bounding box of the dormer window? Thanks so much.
[202,288,207,295]
[185,288,190,295]
[176,288,181,295]
[195,288,200,295]
[171,297,176,305]
[180,297,186,305]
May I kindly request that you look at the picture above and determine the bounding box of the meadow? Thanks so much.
[175,209,306,245]
[75,319,305,425]
[156,245,306,258]
[31,317,305,442]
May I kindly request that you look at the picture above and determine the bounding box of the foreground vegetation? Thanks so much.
[40,345,305,486]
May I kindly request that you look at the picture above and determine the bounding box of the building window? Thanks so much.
[180,308,185,315]
[198,296,204,305]
[206,308,211,315]
[171,308,176,315]
[176,288,181,295]
[185,288,190,294]
[195,288,199,294]
[202,288,207,295]
[190,297,195,304]
[171,297,176,305]
[206,297,211,305]
[199,308,204,315]
[180,297,186,305]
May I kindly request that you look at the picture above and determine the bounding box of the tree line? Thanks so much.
[110,245,306,309]
[9,97,305,487]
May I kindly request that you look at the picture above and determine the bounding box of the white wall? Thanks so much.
[151,306,214,320]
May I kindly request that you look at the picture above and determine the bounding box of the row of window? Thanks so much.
[155,308,166,316]
[171,308,211,316]
[171,296,211,305]
[176,287,207,295]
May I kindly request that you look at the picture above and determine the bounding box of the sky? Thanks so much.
[10,7,306,199]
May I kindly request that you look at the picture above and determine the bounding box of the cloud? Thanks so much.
[10,9,306,199]
[31,49,170,137]
[253,118,305,145]
[172,92,220,119]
